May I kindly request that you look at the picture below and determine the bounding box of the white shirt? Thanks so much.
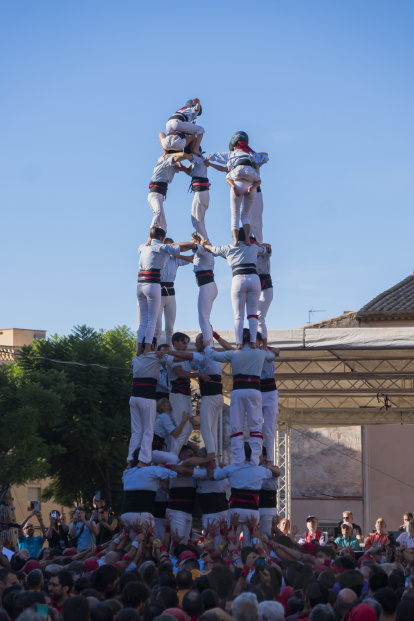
[151,155,178,184]
[396,531,414,549]
[139,239,180,271]
[205,345,274,378]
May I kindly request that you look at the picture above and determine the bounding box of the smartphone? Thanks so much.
[255,557,265,570]
[95,491,101,502]
[34,503,40,511]
[51,511,57,519]
[76,509,80,515]
[36,605,48,620]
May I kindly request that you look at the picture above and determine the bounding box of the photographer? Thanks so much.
[18,509,46,557]
[45,510,69,549]
[95,506,118,545]
[68,506,97,551]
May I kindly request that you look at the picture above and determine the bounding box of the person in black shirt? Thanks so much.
[95,506,119,545]
[45,510,69,549]
[337,510,362,541]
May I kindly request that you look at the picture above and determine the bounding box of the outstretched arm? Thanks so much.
[212,332,235,351]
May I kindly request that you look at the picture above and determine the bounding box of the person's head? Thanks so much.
[182,590,204,618]
[23,522,35,538]
[363,599,382,620]
[342,511,354,524]
[172,332,190,351]
[232,592,258,621]
[156,587,179,609]
[238,228,246,243]
[195,333,205,353]
[0,569,19,594]
[141,336,157,351]
[308,604,335,621]
[97,506,110,522]
[200,589,219,612]
[157,343,171,353]
[340,522,353,539]
[207,566,236,600]
[73,506,86,521]
[176,569,193,590]
[229,131,249,151]
[242,328,251,344]
[257,600,284,621]
[121,582,149,611]
[306,516,318,531]
[91,566,119,597]
[373,587,399,616]
[305,582,329,609]
[26,569,44,591]
[403,512,413,524]
[396,600,414,621]
[150,227,166,242]
[369,566,388,594]
[335,588,357,618]
[157,398,172,414]
[339,570,364,597]
[408,518,414,536]
[178,445,195,461]
[164,237,174,245]
[90,603,114,621]
[48,572,74,603]
[375,517,387,533]
[192,232,202,244]
[279,518,290,533]
[142,601,166,621]
[115,610,142,621]
[315,547,335,564]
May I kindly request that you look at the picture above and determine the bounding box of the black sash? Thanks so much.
[149,181,168,197]
[171,378,191,396]
[155,391,169,400]
[200,374,222,397]
[168,487,196,514]
[161,282,175,297]
[131,377,157,399]
[261,378,277,393]
[122,490,156,514]
[232,263,258,277]
[229,488,260,510]
[233,374,261,391]
[191,176,210,193]
[195,269,215,287]
[198,492,228,514]
[235,158,254,167]
[259,489,277,509]
[152,434,166,451]
[257,186,262,193]
[153,501,168,519]
[260,274,273,290]
[138,269,161,284]
[169,113,187,122]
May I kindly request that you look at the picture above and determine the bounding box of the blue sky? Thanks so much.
[1,0,413,338]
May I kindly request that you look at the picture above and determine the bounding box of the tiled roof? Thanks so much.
[356,272,414,321]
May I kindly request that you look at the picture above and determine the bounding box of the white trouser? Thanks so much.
[151,450,179,465]
[250,190,263,243]
[262,390,279,463]
[230,389,263,465]
[191,190,210,240]
[154,517,166,541]
[161,134,186,151]
[166,119,205,136]
[169,394,193,455]
[198,281,218,342]
[227,166,261,183]
[166,509,192,545]
[137,282,161,345]
[227,508,259,547]
[155,294,176,346]
[128,397,156,463]
[200,393,223,454]
[121,512,155,539]
[231,274,261,344]
[230,180,257,230]
[259,507,278,538]
[202,510,228,549]
[258,287,274,340]
[148,192,167,232]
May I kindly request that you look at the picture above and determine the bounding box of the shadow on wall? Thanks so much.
[291,427,362,498]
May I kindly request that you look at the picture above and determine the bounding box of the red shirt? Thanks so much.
[364,532,389,550]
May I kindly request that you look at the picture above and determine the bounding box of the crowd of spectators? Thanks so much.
[2,500,414,621]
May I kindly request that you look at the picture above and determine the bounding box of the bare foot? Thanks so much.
[250,342,256,349]
[233,186,241,197]
[232,241,239,247]
[138,461,150,468]
[236,344,243,350]
[245,239,251,246]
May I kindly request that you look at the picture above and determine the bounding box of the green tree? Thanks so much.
[17,325,136,512]
[0,363,68,502]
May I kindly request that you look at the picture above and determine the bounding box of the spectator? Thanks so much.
[90,602,114,621]
[364,518,389,551]
[232,593,259,621]
[396,600,414,621]
[45,510,69,549]
[156,587,179,609]
[121,582,150,613]
[373,587,399,620]
[368,566,388,596]
[0,569,19,597]
[200,589,219,612]
[62,596,91,621]
[26,569,44,592]
[308,604,334,621]
[298,516,326,545]
[143,602,166,621]
[396,517,414,549]
[68,507,96,552]
[95,507,118,545]
[48,572,74,612]
[338,511,362,540]
[176,569,193,604]
[338,570,364,598]
[182,590,204,619]
[333,588,357,620]
[257,600,285,621]
[91,566,119,600]
[398,512,413,533]
[18,510,46,558]
[348,603,377,620]
[334,523,360,551]
[363,599,382,620]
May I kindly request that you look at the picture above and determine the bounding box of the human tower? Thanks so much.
[130,96,278,473]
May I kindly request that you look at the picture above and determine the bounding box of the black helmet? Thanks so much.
[229,131,249,151]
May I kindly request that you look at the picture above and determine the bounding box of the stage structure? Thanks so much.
[183,327,414,520]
